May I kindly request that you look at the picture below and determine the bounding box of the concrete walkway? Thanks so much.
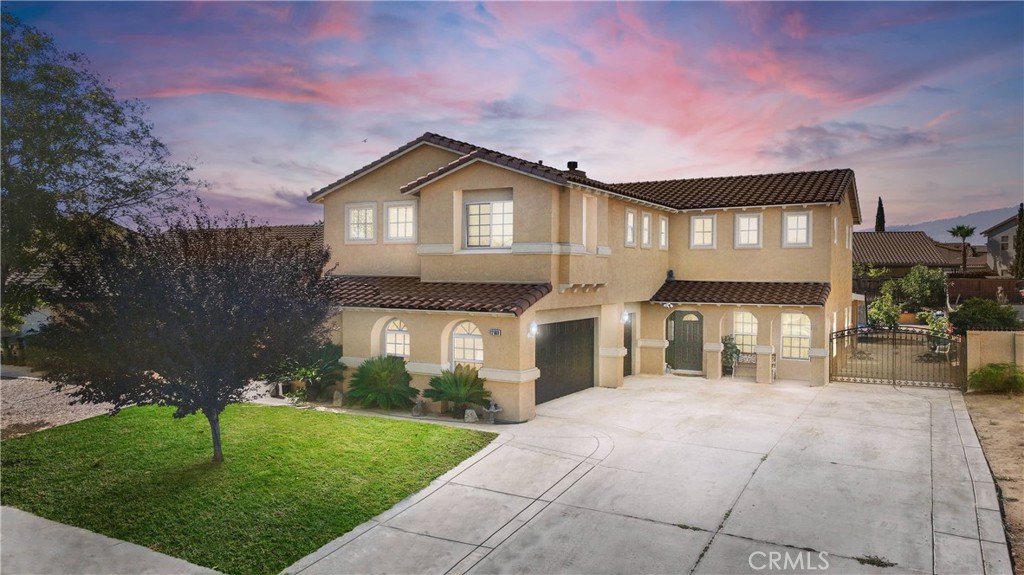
[0,506,216,575]
[284,377,1014,575]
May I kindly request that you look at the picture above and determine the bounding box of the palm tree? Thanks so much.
[948,224,976,274]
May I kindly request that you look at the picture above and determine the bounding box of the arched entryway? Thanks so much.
[666,311,703,373]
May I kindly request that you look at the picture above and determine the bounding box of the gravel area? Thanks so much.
[1,377,111,439]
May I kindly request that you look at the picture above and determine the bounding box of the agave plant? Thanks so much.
[346,355,419,409]
[424,364,491,419]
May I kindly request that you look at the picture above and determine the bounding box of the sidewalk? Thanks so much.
[0,507,217,575]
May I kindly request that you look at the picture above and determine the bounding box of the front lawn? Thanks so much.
[0,404,496,575]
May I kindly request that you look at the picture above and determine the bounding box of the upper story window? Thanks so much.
[783,212,811,247]
[735,213,762,248]
[452,321,483,365]
[781,313,811,360]
[641,212,652,249]
[466,200,513,248]
[833,217,838,245]
[346,202,376,243]
[658,216,669,250]
[385,201,416,243]
[625,208,637,247]
[691,215,715,249]
[1000,235,1009,250]
[733,312,757,353]
[383,319,410,358]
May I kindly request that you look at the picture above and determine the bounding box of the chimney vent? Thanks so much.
[566,161,586,178]
[567,161,578,170]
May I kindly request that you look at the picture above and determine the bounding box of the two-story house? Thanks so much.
[308,133,862,422]
[982,206,1021,277]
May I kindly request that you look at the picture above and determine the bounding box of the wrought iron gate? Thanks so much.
[830,326,966,389]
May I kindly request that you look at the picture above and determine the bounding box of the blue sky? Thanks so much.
[7,1,1023,226]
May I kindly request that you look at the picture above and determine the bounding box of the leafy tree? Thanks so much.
[1,12,198,331]
[1011,203,1024,280]
[947,224,976,274]
[31,213,333,462]
[893,265,946,312]
[853,262,890,279]
[948,298,1021,335]
[874,197,886,232]
[867,291,901,328]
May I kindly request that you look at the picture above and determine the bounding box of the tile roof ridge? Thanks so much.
[613,167,852,187]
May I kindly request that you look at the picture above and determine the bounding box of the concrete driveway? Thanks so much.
[285,376,1012,575]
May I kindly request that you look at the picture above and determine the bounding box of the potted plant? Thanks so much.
[721,335,741,375]
[423,364,491,419]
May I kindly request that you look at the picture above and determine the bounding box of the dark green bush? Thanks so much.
[948,298,1021,335]
[346,356,419,409]
[423,364,491,419]
[289,343,345,401]
[967,363,1024,394]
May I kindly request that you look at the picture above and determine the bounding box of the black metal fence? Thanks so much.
[830,326,967,389]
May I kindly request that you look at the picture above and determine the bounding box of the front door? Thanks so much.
[666,311,703,372]
[623,313,635,376]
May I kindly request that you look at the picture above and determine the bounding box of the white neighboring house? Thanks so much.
[982,207,1020,277]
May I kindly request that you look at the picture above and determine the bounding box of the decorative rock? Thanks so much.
[463,409,478,423]
[332,390,343,407]
[411,400,425,417]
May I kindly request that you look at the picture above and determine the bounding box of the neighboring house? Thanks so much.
[308,132,862,422]
[981,212,1019,277]
[933,241,992,275]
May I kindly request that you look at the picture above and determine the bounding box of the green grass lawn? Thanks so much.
[0,404,496,575]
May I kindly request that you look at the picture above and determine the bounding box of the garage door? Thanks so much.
[534,319,595,404]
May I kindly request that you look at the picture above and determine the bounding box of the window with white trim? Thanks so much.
[833,217,838,245]
[1000,235,1009,250]
[466,200,513,248]
[346,203,376,243]
[781,313,811,360]
[383,319,410,358]
[384,201,416,242]
[641,212,652,248]
[783,212,811,247]
[691,215,715,248]
[625,208,637,247]
[452,322,483,365]
[733,312,758,353]
[735,213,762,248]
[846,225,852,250]
[658,216,669,250]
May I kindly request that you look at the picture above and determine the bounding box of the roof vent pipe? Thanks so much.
[566,161,586,178]
[567,161,578,170]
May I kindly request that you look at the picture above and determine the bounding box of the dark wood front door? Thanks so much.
[623,313,635,376]
[666,311,703,372]
[535,319,596,404]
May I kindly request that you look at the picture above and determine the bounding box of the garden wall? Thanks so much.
[966,330,1024,372]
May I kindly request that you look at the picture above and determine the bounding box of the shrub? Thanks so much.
[948,298,1022,335]
[289,343,345,402]
[721,335,740,374]
[346,356,419,410]
[968,363,1024,394]
[895,265,946,312]
[867,292,900,328]
[423,364,491,419]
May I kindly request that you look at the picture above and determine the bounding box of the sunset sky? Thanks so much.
[7,1,1023,226]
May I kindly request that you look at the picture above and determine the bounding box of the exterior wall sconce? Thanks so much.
[621,311,630,324]
[527,321,539,338]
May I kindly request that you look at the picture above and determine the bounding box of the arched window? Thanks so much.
[383,319,410,358]
[781,313,811,360]
[733,312,758,353]
[452,322,483,365]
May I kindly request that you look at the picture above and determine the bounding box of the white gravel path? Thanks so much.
[1,377,111,439]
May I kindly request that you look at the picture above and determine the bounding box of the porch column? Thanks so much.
[704,343,723,380]
[754,345,775,384]
[809,347,828,386]
[598,303,626,388]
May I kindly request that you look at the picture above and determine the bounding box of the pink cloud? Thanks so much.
[782,10,809,40]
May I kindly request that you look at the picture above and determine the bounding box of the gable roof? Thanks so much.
[981,209,1020,236]
[310,132,861,220]
[612,169,860,222]
[325,275,551,317]
[852,232,950,267]
[650,280,831,307]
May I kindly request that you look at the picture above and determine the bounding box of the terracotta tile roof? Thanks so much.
[852,232,950,267]
[933,242,991,271]
[326,275,551,316]
[252,223,323,246]
[612,169,858,218]
[651,280,831,307]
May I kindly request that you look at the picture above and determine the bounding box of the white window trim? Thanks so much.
[734,213,762,249]
[846,225,852,250]
[383,200,417,244]
[690,214,716,249]
[782,211,812,248]
[345,202,377,244]
[658,215,669,250]
[733,312,758,353]
[383,319,410,358]
[780,313,811,361]
[451,322,484,365]
[625,208,637,247]
[640,212,653,249]
[464,200,513,250]
[833,217,838,245]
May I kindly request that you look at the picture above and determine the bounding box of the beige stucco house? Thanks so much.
[308,133,862,422]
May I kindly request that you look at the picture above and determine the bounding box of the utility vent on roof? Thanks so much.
[567,161,587,178]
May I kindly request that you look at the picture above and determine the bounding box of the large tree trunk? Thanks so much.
[206,410,224,462]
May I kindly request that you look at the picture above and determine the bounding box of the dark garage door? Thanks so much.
[534,319,595,404]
